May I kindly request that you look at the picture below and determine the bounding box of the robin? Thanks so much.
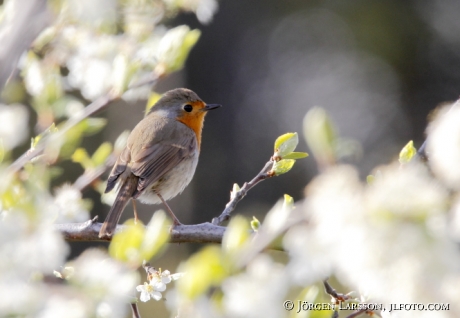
[99,88,221,238]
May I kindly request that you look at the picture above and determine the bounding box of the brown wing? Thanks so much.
[105,147,131,193]
[130,122,197,198]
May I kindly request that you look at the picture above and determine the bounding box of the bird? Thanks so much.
[99,88,221,238]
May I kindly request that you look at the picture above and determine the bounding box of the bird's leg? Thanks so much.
[132,199,139,224]
[154,189,182,226]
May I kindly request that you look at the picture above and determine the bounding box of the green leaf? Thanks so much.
[31,123,58,149]
[71,148,93,170]
[230,183,240,200]
[109,219,144,265]
[282,152,309,160]
[250,216,260,232]
[60,124,84,158]
[49,166,64,179]
[139,210,171,262]
[177,246,226,300]
[109,212,170,268]
[145,92,162,113]
[274,132,298,157]
[283,194,294,210]
[399,140,417,164]
[158,26,201,74]
[91,142,112,166]
[222,215,250,257]
[272,159,295,175]
[366,174,375,184]
[303,107,337,166]
[82,118,107,136]
[289,285,334,318]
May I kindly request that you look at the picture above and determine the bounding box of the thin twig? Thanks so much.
[415,140,427,162]
[212,159,275,225]
[323,280,352,303]
[324,280,378,318]
[131,303,141,318]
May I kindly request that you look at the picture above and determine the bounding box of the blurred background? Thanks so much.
[106,3,460,313]
[158,0,460,225]
[3,0,460,315]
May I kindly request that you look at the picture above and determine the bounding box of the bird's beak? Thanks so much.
[204,104,222,111]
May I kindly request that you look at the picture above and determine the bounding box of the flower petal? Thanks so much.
[153,281,166,292]
[161,275,172,284]
[151,291,162,301]
[171,273,185,280]
[139,291,150,302]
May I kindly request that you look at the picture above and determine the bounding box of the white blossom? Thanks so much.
[68,249,139,317]
[52,184,90,223]
[136,282,163,302]
[222,255,288,318]
[427,102,460,190]
[286,164,460,314]
[0,104,29,151]
[136,269,181,302]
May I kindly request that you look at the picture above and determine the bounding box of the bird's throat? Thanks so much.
[177,114,205,149]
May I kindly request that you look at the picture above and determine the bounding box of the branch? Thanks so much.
[212,159,275,225]
[55,216,226,243]
[58,143,288,243]
[57,157,279,243]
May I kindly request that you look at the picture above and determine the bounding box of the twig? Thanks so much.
[54,217,226,243]
[415,140,427,162]
[324,280,378,318]
[212,159,275,225]
[131,303,141,318]
[323,280,352,303]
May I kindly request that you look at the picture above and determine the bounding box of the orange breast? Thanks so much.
[177,101,207,149]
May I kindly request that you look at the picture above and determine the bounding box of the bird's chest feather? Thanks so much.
[137,149,199,204]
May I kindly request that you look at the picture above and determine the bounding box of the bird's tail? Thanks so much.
[99,175,138,239]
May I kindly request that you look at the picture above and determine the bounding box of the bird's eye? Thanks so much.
[183,104,193,112]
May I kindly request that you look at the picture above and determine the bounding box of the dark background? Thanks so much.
[171,0,460,223]
[96,0,460,239]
